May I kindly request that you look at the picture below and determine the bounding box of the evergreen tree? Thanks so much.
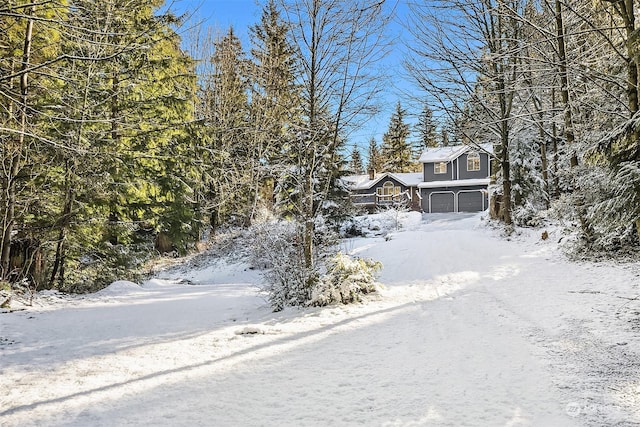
[205,27,251,226]
[440,128,450,147]
[366,138,383,172]
[62,0,197,287]
[0,1,66,284]
[349,147,365,174]
[249,0,301,218]
[416,103,438,148]
[381,102,415,172]
[0,0,198,290]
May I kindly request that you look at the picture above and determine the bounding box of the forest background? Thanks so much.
[1,0,639,306]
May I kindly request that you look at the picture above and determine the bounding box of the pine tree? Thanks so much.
[249,0,301,219]
[0,0,198,290]
[0,1,66,283]
[349,146,364,174]
[381,102,415,172]
[440,128,450,147]
[366,138,383,173]
[204,27,251,226]
[416,103,438,148]
[60,0,197,287]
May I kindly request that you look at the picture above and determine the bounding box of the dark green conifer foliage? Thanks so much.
[366,138,383,172]
[381,102,415,172]
[416,103,438,148]
[249,0,301,219]
[349,147,365,174]
[1,0,198,290]
[205,27,251,226]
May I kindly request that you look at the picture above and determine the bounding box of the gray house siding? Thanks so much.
[457,151,491,180]
[350,192,376,206]
[423,159,458,182]
[351,176,413,209]
[421,185,488,213]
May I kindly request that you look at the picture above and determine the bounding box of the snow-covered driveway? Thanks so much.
[2,213,640,426]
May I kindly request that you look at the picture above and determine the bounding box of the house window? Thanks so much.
[377,181,400,201]
[467,152,480,171]
[434,162,447,174]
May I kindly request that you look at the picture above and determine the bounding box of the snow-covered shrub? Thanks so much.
[310,252,382,306]
[250,219,383,310]
[312,214,341,253]
[546,164,640,258]
[512,200,544,227]
[581,162,640,254]
[378,204,410,231]
[340,208,418,238]
[340,218,366,237]
[64,242,149,293]
[250,220,316,311]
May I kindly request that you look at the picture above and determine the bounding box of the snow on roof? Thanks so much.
[418,178,491,189]
[391,172,423,187]
[342,174,375,190]
[343,172,423,190]
[418,143,494,163]
[418,145,467,163]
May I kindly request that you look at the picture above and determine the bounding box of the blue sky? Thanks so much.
[170,0,418,156]
[172,0,261,38]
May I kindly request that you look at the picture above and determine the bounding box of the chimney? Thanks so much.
[368,168,375,180]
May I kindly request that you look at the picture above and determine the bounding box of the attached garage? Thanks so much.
[458,190,484,212]
[429,192,455,213]
[417,144,492,213]
[420,185,489,213]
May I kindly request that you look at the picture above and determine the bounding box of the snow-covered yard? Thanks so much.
[2,212,640,426]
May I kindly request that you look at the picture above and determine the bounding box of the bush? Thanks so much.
[63,242,149,293]
[250,220,316,311]
[250,220,382,311]
[310,252,382,306]
[512,200,544,227]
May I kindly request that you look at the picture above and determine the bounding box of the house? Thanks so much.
[343,170,422,211]
[344,143,493,213]
[418,144,493,213]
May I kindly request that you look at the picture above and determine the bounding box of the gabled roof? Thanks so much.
[342,172,422,191]
[418,143,493,163]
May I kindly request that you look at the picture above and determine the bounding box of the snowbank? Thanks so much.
[2,212,639,426]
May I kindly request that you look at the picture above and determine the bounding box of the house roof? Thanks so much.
[390,173,423,187]
[418,143,493,163]
[342,172,422,190]
[418,178,491,189]
[418,145,467,163]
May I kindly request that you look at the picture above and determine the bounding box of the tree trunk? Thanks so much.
[49,161,74,288]
[553,0,578,167]
[500,136,513,225]
[551,86,560,197]
[302,172,314,269]
[619,0,639,117]
[1,5,35,280]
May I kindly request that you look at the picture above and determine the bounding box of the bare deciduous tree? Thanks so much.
[406,0,527,224]
[279,0,392,268]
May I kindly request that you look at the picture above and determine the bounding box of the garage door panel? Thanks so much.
[430,192,455,213]
[458,191,483,212]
